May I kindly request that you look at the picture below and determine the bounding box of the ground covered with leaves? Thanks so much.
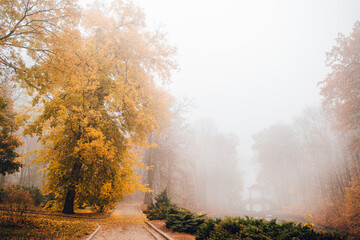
[0,213,96,240]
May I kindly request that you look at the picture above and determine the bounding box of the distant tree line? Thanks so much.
[142,100,243,211]
[253,21,360,236]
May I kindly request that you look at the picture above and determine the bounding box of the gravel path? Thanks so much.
[93,202,159,240]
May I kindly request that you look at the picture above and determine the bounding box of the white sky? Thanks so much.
[81,0,360,190]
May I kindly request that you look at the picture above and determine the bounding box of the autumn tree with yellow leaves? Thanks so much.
[319,21,360,235]
[16,1,176,214]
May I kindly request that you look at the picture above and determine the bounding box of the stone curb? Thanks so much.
[144,225,161,240]
[86,223,101,240]
[144,221,175,240]
[138,208,175,240]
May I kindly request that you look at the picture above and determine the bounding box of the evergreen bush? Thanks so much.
[30,187,45,206]
[165,206,206,234]
[195,216,349,240]
[144,189,175,220]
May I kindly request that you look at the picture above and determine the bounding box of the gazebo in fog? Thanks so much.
[244,184,271,212]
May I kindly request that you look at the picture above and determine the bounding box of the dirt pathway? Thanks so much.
[93,201,163,240]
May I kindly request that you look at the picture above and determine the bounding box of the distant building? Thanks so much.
[244,184,271,212]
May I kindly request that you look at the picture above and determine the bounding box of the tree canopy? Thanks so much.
[319,21,360,147]
[0,0,79,71]
[15,0,177,214]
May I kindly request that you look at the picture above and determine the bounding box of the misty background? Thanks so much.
[130,0,360,192]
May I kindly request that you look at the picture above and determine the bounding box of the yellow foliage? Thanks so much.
[304,214,314,228]
[344,176,360,235]
[18,0,177,213]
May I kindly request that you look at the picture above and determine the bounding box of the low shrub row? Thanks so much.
[144,189,206,234]
[166,206,206,234]
[196,216,348,240]
[144,190,350,240]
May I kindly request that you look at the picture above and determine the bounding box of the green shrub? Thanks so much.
[42,192,56,209]
[144,189,176,220]
[30,187,45,206]
[144,189,207,234]
[165,206,206,234]
[195,216,349,240]
[196,218,222,240]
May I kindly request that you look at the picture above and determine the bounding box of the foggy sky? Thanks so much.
[80,0,360,189]
[135,0,360,189]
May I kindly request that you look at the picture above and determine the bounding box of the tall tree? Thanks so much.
[319,20,360,235]
[22,0,177,214]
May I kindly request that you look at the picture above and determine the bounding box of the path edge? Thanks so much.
[86,223,101,240]
[144,221,175,240]
[139,208,175,240]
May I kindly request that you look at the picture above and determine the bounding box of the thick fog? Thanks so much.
[133,0,360,194]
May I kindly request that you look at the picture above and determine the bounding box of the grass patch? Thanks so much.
[0,213,96,240]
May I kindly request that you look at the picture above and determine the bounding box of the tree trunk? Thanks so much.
[62,161,82,214]
[144,133,154,205]
[144,164,154,204]
[63,187,76,214]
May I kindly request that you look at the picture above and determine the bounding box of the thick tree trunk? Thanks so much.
[63,187,76,214]
[62,161,82,214]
